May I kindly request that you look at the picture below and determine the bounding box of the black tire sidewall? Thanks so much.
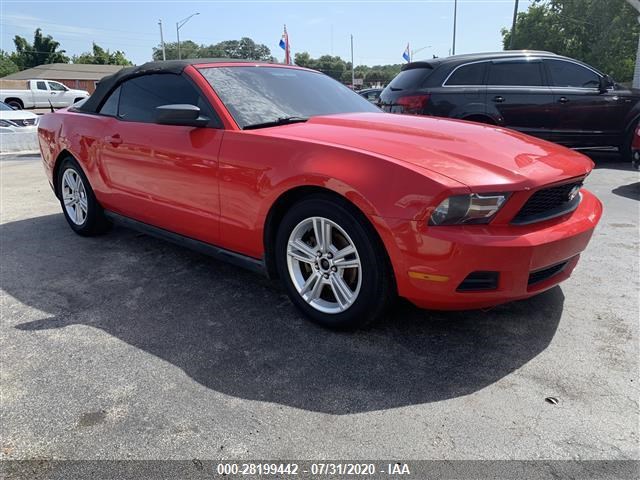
[622,121,638,163]
[275,196,392,329]
[57,157,107,236]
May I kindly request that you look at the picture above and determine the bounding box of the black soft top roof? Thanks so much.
[77,58,274,113]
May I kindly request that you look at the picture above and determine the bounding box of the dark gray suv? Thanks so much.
[379,50,640,161]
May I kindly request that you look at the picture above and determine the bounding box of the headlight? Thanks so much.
[0,119,14,127]
[429,193,510,225]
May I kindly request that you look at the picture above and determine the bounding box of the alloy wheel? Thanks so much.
[61,168,88,226]
[286,216,362,314]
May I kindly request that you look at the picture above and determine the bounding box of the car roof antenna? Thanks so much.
[48,99,54,113]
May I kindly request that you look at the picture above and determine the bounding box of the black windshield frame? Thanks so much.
[198,66,380,129]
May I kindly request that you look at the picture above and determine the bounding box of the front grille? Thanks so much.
[457,271,499,292]
[512,181,582,225]
[528,260,569,286]
[12,118,37,127]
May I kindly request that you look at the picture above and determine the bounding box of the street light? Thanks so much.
[176,12,199,60]
[452,0,457,55]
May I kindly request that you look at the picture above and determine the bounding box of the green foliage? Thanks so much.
[11,29,69,69]
[153,37,273,61]
[0,50,19,77]
[502,0,639,82]
[295,52,402,86]
[72,43,132,65]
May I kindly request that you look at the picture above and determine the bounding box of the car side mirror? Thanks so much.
[598,76,609,94]
[154,104,209,127]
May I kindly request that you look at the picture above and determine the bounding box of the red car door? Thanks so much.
[96,74,224,245]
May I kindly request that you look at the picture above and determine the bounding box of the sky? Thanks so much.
[1,0,533,67]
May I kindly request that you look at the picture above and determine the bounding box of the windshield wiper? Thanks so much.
[243,116,309,130]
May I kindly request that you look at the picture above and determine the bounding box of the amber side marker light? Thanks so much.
[408,271,449,282]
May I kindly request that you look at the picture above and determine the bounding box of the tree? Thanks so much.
[502,0,639,82]
[152,37,272,61]
[295,52,401,86]
[73,43,132,65]
[294,52,347,80]
[11,28,69,69]
[0,50,19,77]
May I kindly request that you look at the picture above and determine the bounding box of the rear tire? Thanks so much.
[621,120,638,163]
[275,195,394,329]
[57,156,110,236]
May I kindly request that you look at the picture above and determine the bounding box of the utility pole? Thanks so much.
[350,34,355,88]
[158,19,166,60]
[452,0,457,56]
[509,0,519,49]
[176,12,199,60]
[627,0,640,89]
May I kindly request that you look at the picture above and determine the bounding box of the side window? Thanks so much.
[118,73,220,126]
[488,61,544,87]
[445,62,487,86]
[98,86,121,116]
[48,81,67,91]
[545,59,600,88]
[36,81,47,90]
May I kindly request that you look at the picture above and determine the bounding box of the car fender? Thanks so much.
[216,131,468,263]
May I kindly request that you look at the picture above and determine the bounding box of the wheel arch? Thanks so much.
[262,185,397,296]
[52,149,79,199]
[461,113,497,125]
[4,97,24,109]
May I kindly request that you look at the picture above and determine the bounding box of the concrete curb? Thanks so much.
[0,130,39,153]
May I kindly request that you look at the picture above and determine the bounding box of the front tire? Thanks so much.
[57,157,110,236]
[275,195,394,329]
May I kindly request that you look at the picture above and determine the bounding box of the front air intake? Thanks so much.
[456,271,499,292]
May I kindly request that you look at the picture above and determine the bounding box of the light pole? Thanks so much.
[410,45,432,62]
[509,0,519,49]
[176,12,199,60]
[452,0,457,55]
[350,34,355,89]
[158,19,166,61]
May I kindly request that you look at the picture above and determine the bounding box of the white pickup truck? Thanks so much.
[0,79,90,110]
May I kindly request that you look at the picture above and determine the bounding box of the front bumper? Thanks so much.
[386,189,602,310]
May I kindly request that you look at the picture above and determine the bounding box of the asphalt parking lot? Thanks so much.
[0,152,638,475]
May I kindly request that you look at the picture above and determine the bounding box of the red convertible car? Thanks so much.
[37,60,602,328]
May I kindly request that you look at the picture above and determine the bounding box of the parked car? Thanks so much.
[633,125,640,170]
[379,51,640,161]
[37,60,602,329]
[0,79,89,110]
[358,88,383,103]
[0,101,39,132]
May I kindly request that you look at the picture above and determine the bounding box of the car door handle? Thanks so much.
[558,96,569,103]
[105,134,122,146]
[50,92,56,95]
[492,96,505,103]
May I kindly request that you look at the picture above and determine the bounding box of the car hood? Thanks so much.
[263,112,593,190]
[0,110,38,121]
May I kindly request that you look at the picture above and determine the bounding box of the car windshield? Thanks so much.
[0,102,13,111]
[199,66,380,129]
